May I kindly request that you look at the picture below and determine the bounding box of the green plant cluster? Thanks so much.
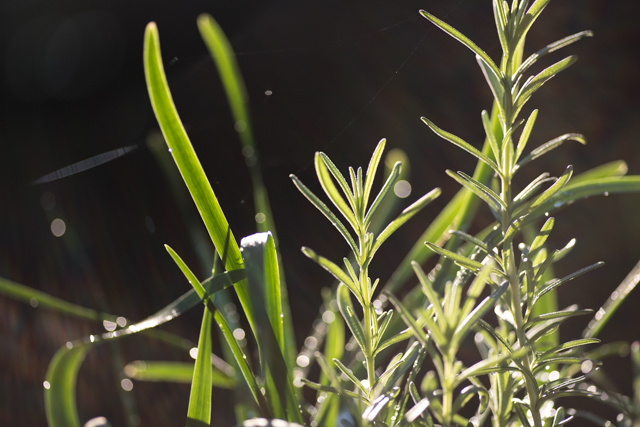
[2,1,640,427]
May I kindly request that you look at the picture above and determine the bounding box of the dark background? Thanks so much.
[1,0,639,425]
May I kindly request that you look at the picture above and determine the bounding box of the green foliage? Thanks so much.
[3,1,640,427]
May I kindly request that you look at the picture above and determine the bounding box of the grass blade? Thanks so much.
[241,233,302,423]
[187,307,213,426]
[124,361,236,388]
[583,259,640,338]
[196,14,276,236]
[143,23,259,337]
[44,343,92,427]
[0,276,108,322]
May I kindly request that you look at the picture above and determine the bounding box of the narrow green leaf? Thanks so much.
[517,30,593,78]
[513,0,552,53]
[187,307,213,426]
[453,281,508,349]
[370,188,441,256]
[517,133,586,169]
[374,328,413,356]
[318,152,358,212]
[166,245,208,299]
[332,358,369,396]
[196,14,276,236]
[363,139,386,211]
[457,346,529,383]
[535,262,604,303]
[241,233,302,423]
[124,361,236,389]
[0,276,106,322]
[515,402,533,427]
[290,174,359,256]
[527,217,554,260]
[420,10,501,78]
[514,56,578,114]
[527,309,593,327]
[424,242,489,273]
[302,248,361,304]
[528,165,573,212]
[569,161,628,185]
[459,261,495,322]
[537,338,600,361]
[477,55,506,122]
[315,153,359,232]
[513,172,552,206]
[383,292,429,347]
[447,170,505,213]
[44,343,92,427]
[481,110,501,162]
[336,284,367,354]
[583,259,640,338]
[422,117,501,176]
[144,23,258,339]
[412,261,445,327]
[514,109,538,163]
[364,161,402,226]
[477,319,514,353]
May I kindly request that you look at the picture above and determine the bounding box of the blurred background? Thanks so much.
[1,0,639,425]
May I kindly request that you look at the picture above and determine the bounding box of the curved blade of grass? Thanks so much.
[43,267,249,427]
[583,259,640,338]
[44,343,91,427]
[124,361,236,388]
[241,233,302,423]
[196,14,275,235]
[0,276,109,322]
[420,10,501,78]
[187,307,213,427]
[422,117,501,176]
[143,23,258,337]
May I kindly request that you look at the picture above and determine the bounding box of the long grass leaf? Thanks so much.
[187,307,213,426]
[124,361,236,388]
[583,259,640,338]
[241,233,302,423]
[143,23,259,337]
[44,343,91,427]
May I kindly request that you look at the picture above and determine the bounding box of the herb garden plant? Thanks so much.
[2,1,640,426]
